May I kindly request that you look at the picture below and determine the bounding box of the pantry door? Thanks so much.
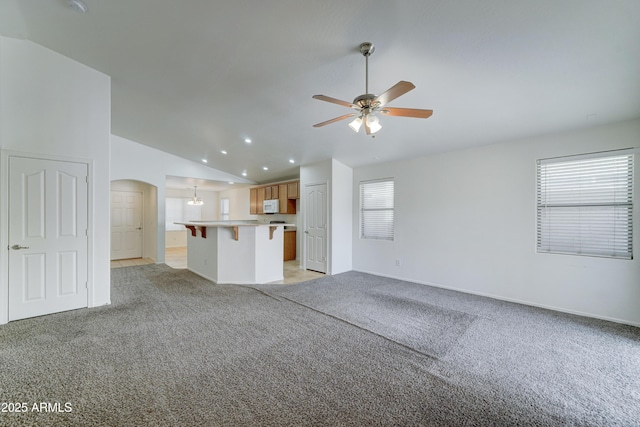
[8,156,88,321]
[305,183,327,273]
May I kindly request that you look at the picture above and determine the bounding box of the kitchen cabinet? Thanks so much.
[256,187,264,214]
[287,181,299,199]
[284,230,296,261]
[278,184,296,214]
[264,185,279,200]
[249,180,299,215]
[250,188,258,214]
[278,184,288,214]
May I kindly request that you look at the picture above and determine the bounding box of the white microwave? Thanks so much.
[263,199,279,214]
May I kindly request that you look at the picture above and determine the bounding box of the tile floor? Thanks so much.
[111,246,325,285]
[109,257,156,268]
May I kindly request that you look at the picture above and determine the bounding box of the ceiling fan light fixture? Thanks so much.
[349,116,363,132]
[366,114,382,133]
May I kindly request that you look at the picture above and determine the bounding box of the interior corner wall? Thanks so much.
[0,36,111,313]
[352,118,640,326]
[331,159,353,274]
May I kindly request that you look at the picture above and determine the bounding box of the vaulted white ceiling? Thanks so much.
[2,0,639,184]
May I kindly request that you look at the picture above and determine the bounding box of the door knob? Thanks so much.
[136,227,143,230]
[11,244,30,250]
[304,230,309,234]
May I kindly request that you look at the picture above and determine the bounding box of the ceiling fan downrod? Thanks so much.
[360,42,375,95]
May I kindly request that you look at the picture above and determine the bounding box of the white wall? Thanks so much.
[331,159,353,274]
[352,119,640,326]
[0,36,111,322]
[219,187,257,221]
[110,134,251,261]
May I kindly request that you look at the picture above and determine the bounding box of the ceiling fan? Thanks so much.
[312,42,433,135]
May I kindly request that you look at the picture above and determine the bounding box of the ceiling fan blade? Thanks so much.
[374,81,416,107]
[380,107,433,119]
[312,95,358,109]
[313,113,358,128]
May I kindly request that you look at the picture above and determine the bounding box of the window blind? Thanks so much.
[536,151,634,259]
[360,179,394,240]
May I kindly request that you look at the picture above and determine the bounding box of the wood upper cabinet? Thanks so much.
[287,181,299,199]
[256,187,265,214]
[264,185,279,200]
[250,188,258,214]
[278,184,288,214]
[277,184,295,214]
[249,180,299,215]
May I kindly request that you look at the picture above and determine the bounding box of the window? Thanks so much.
[360,179,394,240]
[165,197,202,231]
[536,150,634,259]
[220,198,230,221]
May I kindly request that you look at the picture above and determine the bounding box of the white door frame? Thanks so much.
[0,150,94,325]
[302,180,330,274]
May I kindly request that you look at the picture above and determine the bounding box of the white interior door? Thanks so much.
[8,156,88,321]
[110,191,143,260]
[305,183,327,273]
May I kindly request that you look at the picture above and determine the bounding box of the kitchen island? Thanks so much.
[174,221,294,284]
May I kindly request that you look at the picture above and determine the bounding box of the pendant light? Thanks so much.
[187,186,203,206]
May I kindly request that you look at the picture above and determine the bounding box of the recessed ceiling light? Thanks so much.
[244,138,252,144]
[201,159,208,163]
[242,171,247,177]
[262,166,269,171]
[68,0,88,13]
[221,150,227,155]
[289,159,295,164]
[228,182,234,185]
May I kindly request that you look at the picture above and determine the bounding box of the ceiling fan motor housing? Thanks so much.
[353,93,378,109]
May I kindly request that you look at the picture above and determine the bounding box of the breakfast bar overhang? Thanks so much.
[175,221,294,284]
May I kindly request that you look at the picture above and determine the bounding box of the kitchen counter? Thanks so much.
[175,221,294,284]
